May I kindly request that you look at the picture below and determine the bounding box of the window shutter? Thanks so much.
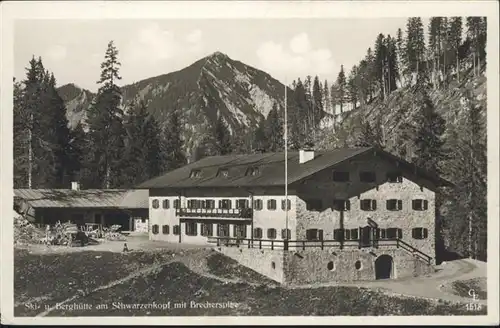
[424,200,428,210]
[398,228,402,239]
[267,200,271,209]
[372,200,377,210]
[398,200,403,210]
[319,229,324,241]
[346,201,351,211]
[423,228,428,238]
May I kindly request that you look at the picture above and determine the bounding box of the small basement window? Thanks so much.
[327,261,335,271]
[333,171,350,182]
[359,171,376,183]
[412,199,429,211]
[412,227,428,239]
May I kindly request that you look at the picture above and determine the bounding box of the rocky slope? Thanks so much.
[58,52,330,156]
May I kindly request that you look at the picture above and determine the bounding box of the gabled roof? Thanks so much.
[136,147,453,190]
[13,189,149,209]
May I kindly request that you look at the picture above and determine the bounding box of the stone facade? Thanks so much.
[294,153,436,263]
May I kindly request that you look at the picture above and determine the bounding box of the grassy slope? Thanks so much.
[14,250,486,317]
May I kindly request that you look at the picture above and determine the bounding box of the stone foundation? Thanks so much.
[217,246,433,285]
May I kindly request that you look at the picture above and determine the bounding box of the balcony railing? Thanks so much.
[208,237,432,264]
[176,207,253,219]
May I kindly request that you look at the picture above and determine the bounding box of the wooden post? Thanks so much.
[271,240,274,250]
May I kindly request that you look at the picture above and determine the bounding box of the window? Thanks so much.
[387,171,403,183]
[162,199,170,209]
[333,229,343,241]
[246,167,260,176]
[152,199,159,209]
[384,228,402,239]
[219,199,232,209]
[412,199,429,211]
[267,199,277,210]
[173,199,180,209]
[306,229,323,241]
[267,228,277,239]
[201,223,213,237]
[217,224,230,237]
[236,199,249,209]
[333,171,350,182]
[412,227,428,239]
[141,218,146,223]
[253,199,263,211]
[173,225,180,235]
[281,229,291,239]
[218,168,229,178]
[234,224,247,238]
[185,222,197,236]
[386,199,403,211]
[360,199,377,211]
[355,260,362,270]
[306,199,322,211]
[204,199,216,209]
[327,261,335,271]
[281,199,291,211]
[253,228,263,239]
[359,171,376,183]
[190,170,201,178]
[152,224,159,234]
[333,199,351,211]
[345,228,359,240]
[162,225,169,235]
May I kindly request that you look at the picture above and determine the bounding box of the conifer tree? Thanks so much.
[448,17,463,82]
[322,79,331,114]
[364,48,376,101]
[67,123,87,183]
[347,66,359,108]
[396,28,405,85]
[336,65,347,113]
[385,35,399,94]
[214,114,232,155]
[84,40,126,188]
[404,17,427,84]
[265,103,284,152]
[312,76,324,127]
[252,120,268,152]
[163,109,186,172]
[374,33,387,98]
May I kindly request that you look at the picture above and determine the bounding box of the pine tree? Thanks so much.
[448,17,463,82]
[385,35,399,94]
[252,119,268,152]
[312,76,324,127]
[466,17,487,76]
[374,33,387,98]
[13,77,29,188]
[67,123,87,183]
[412,86,446,174]
[214,114,232,155]
[347,66,359,108]
[163,109,186,172]
[365,48,376,101]
[322,79,331,115]
[265,103,284,152]
[336,65,347,113]
[396,28,405,85]
[84,40,126,188]
[355,120,376,147]
[405,17,427,85]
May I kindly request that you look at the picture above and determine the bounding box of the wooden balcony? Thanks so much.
[176,208,253,220]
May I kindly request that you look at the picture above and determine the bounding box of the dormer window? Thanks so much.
[190,170,201,178]
[218,168,229,178]
[246,167,260,176]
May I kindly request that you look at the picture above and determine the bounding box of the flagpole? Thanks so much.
[284,78,288,243]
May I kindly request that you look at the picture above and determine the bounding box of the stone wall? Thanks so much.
[216,247,286,283]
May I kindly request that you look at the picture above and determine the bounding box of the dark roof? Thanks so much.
[14,189,149,209]
[137,147,453,190]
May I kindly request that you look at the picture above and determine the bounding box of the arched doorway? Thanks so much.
[375,255,393,279]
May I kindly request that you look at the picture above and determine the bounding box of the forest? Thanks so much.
[13,17,487,261]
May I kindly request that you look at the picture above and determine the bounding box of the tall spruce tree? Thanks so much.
[84,40,126,188]
[336,65,347,113]
[347,66,359,108]
[448,17,463,82]
[322,79,331,114]
[265,103,284,152]
[252,119,269,152]
[374,33,387,98]
[312,76,324,127]
[404,17,427,85]
[214,114,232,155]
[163,110,186,172]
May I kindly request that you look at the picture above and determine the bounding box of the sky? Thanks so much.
[14,18,424,92]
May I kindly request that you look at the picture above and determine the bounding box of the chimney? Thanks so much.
[71,181,80,191]
[299,142,315,164]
